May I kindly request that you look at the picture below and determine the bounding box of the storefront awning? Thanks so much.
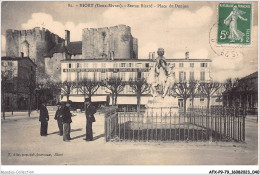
[61,95,107,102]
[61,95,152,105]
[115,96,152,105]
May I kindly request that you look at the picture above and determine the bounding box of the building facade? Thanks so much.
[223,72,258,114]
[1,57,37,110]
[60,57,212,109]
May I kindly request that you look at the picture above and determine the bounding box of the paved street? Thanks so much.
[1,110,258,165]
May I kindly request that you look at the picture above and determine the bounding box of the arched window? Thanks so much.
[21,40,29,57]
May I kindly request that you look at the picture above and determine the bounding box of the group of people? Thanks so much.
[39,98,97,142]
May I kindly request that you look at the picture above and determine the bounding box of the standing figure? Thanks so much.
[54,102,63,136]
[224,5,248,42]
[84,98,97,141]
[162,65,176,98]
[39,102,49,136]
[147,64,158,98]
[147,48,168,98]
[62,100,72,142]
[155,48,168,93]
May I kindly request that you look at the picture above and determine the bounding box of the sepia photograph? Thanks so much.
[1,0,259,174]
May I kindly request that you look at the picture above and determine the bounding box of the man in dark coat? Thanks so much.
[62,100,72,142]
[39,102,49,136]
[54,102,63,136]
[84,98,97,141]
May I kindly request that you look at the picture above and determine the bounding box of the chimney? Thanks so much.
[152,52,155,59]
[149,52,152,59]
[111,51,114,60]
[185,51,189,59]
[65,30,70,46]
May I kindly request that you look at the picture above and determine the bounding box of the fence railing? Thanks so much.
[189,107,245,142]
[104,107,245,142]
[104,107,118,142]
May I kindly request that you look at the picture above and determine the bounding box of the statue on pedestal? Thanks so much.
[147,48,175,99]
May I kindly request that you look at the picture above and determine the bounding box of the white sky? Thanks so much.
[1,1,258,82]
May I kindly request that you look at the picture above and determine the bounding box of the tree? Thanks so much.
[35,82,51,111]
[215,85,225,107]
[77,78,100,111]
[223,78,239,107]
[172,81,197,115]
[46,81,63,104]
[1,63,17,119]
[21,76,36,118]
[1,67,10,120]
[189,80,199,109]
[199,81,222,111]
[60,81,76,102]
[238,79,250,110]
[128,78,150,113]
[102,77,125,106]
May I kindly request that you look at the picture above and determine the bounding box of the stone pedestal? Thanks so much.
[144,96,179,123]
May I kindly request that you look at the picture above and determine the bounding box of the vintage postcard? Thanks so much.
[1,1,258,174]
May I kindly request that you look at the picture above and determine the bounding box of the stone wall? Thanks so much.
[133,37,138,59]
[45,53,66,82]
[82,25,137,59]
[6,27,64,78]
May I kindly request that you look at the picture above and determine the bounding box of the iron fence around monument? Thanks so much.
[104,107,246,142]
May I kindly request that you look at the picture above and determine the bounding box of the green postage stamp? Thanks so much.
[217,3,252,45]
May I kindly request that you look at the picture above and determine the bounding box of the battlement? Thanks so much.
[6,27,64,43]
[83,24,131,33]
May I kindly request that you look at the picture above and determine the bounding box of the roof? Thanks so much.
[1,56,37,67]
[231,82,258,93]
[66,41,82,55]
[44,43,67,57]
[240,71,258,81]
[223,72,258,94]
[44,41,82,57]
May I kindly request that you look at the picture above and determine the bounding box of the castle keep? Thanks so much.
[44,25,138,81]
[5,25,138,81]
[6,27,64,78]
[82,25,138,59]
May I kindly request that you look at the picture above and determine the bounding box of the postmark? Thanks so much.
[217,3,252,45]
[210,23,242,59]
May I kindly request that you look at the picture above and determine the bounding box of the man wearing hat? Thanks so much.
[54,102,63,136]
[84,98,97,141]
[39,102,49,136]
[62,100,72,142]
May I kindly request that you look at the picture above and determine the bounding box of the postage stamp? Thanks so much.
[217,3,252,45]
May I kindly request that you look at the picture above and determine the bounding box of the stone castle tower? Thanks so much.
[6,27,64,79]
[82,24,138,59]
